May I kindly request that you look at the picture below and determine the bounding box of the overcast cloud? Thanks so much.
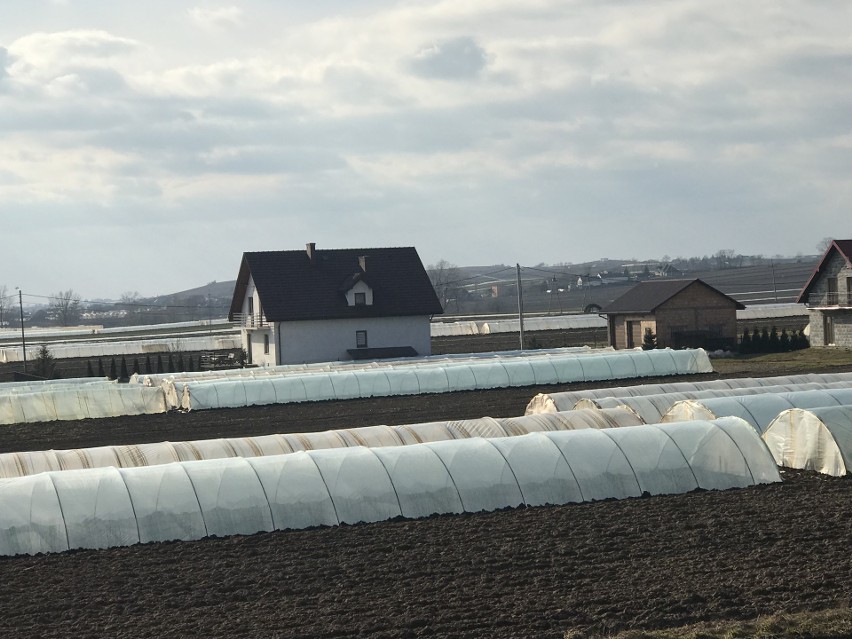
[0,0,850,300]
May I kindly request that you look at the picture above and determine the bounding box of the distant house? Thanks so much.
[228,243,443,365]
[601,279,744,350]
[796,239,852,348]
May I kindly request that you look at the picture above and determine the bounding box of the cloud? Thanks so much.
[188,6,245,31]
[408,36,489,80]
[0,47,8,83]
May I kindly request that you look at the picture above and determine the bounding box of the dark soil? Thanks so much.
[1,343,851,638]
[0,470,850,638]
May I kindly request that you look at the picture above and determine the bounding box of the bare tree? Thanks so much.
[50,289,82,326]
[427,260,461,310]
[817,237,834,253]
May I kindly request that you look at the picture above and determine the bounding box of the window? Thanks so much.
[263,334,269,354]
[356,330,368,348]
[354,292,366,306]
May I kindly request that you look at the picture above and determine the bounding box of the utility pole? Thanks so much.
[17,288,27,372]
[516,264,525,350]
[770,259,778,302]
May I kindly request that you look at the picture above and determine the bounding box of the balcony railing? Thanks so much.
[805,292,852,308]
[231,313,268,328]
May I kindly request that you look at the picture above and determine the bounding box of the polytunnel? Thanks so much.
[0,418,780,556]
[177,349,713,411]
[131,346,600,387]
[0,384,168,425]
[762,406,852,476]
[574,382,852,425]
[662,388,852,434]
[525,372,852,414]
[0,335,240,363]
[0,408,642,479]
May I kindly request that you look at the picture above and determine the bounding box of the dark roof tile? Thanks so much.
[601,278,745,314]
[229,246,443,321]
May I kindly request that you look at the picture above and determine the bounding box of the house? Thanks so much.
[796,239,852,348]
[228,243,444,365]
[601,279,744,350]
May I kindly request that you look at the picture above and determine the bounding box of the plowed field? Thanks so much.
[1,351,852,638]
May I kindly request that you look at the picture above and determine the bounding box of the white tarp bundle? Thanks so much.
[0,407,642,479]
[0,417,779,556]
[177,349,713,411]
[0,335,240,364]
[762,406,852,476]
[0,384,168,425]
[662,388,852,434]
[572,382,852,425]
[525,372,852,414]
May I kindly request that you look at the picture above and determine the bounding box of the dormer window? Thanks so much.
[345,280,373,307]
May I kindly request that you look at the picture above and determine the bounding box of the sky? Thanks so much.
[1,0,850,300]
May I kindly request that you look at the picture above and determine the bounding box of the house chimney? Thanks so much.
[358,255,367,272]
[306,242,316,265]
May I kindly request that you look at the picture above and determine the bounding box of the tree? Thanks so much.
[109,358,117,380]
[642,329,657,350]
[97,358,105,377]
[50,289,82,326]
[120,356,129,381]
[740,328,752,354]
[817,237,833,254]
[32,344,56,379]
[427,260,461,310]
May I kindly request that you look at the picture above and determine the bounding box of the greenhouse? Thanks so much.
[525,372,852,414]
[662,388,852,433]
[132,346,599,387]
[175,349,712,411]
[762,406,852,476]
[573,382,852,424]
[0,418,780,556]
[0,335,240,364]
[0,384,168,425]
[0,408,642,479]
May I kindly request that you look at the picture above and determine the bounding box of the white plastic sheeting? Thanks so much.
[525,372,852,414]
[0,335,240,364]
[573,382,852,425]
[430,314,607,337]
[0,418,779,556]
[0,408,642,479]
[736,303,808,320]
[176,349,713,411]
[662,389,852,434]
[762,406,852,476]
[130,347,600,386]
[0,384,168,425]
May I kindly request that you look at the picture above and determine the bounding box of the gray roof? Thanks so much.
[601,279,745,314]
[229,246,443,322]
[797,239,852,302]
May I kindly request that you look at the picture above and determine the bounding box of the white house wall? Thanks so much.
[275,316,432,365]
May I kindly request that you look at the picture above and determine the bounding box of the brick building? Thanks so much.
[601,279,744,350]
[797,239,852,348]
